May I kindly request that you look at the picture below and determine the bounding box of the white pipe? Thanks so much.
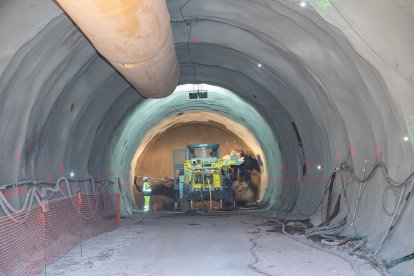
[56,0,179,98]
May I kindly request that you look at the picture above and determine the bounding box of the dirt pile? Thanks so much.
[133,179,176,211]
[232,151,261,206]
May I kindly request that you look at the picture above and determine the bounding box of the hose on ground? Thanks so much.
[385,252,414,269]
[305,217,347,238]
[268,218,361,275]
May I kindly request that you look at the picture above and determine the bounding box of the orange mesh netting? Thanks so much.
[0,178,118,275]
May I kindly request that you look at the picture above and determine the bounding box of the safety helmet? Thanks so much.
[143,176,148,182]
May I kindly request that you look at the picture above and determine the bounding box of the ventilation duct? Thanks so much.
[55,0,179,98]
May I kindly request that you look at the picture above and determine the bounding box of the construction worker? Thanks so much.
[133,176,144,210]
[143,176,152,211]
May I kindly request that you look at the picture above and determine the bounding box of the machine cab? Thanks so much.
[186,144,220,161]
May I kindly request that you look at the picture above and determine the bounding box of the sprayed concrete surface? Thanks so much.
[1,0,414,274]
[42,212,379,276]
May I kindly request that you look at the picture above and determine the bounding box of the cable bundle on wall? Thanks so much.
[291,155,414,272]
[338,159,414,189]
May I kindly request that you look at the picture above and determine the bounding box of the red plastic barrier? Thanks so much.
[0,189,117,275]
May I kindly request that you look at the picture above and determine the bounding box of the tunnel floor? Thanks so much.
[42,212,379,276]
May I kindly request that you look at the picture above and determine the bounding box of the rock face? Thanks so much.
[150,182,176,212]
[134,122,252,181]
[232,152,261,206]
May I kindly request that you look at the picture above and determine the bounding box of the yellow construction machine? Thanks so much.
[173,144,243,211]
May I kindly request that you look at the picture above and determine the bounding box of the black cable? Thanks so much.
[178,0,196,83]
[171,16,302,89]
[384,179,414,237]
[187,24,196,83]
[294,172,335,218]
[179,0,192,25]
[339,172,353,218]
[382,186,397,216]
[295,159,414,220]
[323,172,337,225]
[340,160,414,189]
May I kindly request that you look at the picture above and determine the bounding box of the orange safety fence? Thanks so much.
[0,178,118,275]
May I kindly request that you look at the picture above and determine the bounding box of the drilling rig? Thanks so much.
[173,144,243,211]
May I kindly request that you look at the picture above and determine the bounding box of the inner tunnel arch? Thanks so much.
[103,84,283,214]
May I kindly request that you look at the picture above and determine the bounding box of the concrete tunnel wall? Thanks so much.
[1,0,414,274]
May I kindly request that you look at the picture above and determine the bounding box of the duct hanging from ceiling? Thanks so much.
[56,0,179,98]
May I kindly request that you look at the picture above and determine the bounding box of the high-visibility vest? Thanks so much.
[143,181,151,191]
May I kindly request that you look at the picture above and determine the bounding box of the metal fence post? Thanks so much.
[117,192,121,228]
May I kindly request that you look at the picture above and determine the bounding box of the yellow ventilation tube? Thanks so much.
[56,0,179,98]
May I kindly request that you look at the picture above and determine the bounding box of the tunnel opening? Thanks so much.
[124,84,278,212]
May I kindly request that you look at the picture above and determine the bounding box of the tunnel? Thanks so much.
[1,0,414,275]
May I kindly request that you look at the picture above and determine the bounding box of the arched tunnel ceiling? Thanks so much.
[1,0,414,273]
